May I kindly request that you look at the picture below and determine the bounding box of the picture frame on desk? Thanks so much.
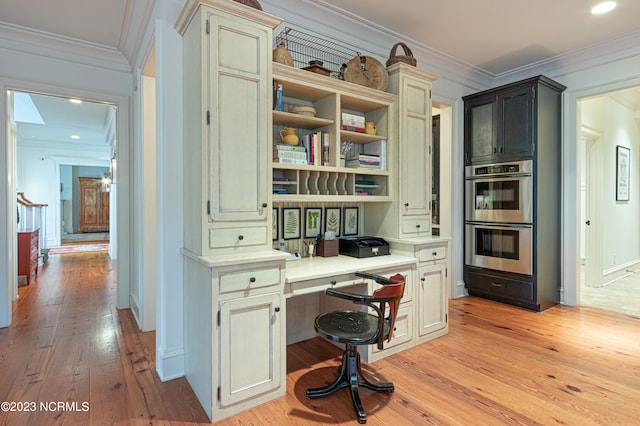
[282,207,301,240]
[304,207,322,238]
[324,207,341,237]
[343,207,359,236]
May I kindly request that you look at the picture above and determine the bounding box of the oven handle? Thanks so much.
[465,173,532,181]
[466,222,532,229]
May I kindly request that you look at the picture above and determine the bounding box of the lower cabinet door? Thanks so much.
[219,292,282,407]
[418,263,447,337]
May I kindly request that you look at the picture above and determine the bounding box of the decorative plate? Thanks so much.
[343,55,389,91]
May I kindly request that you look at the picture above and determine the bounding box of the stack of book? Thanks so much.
[345,153,380,169]
[301,131,330,166]
[341,112,366,133]
[273,144,307,164]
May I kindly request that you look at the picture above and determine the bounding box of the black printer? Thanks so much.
[339,236,390,258]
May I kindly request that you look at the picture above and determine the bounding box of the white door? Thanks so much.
[219,292,282,406]
[418,263,446,337]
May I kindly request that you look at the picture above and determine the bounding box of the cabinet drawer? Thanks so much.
[465,269,533,302]
[401,218,431,235]
[285,273,366,298]
[219,266,281,294]
[418,246,446,262]
[209,226,268,250]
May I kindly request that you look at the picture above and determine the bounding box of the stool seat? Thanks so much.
[314,310,391,345]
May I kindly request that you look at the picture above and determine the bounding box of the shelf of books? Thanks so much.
[272,62,396,203]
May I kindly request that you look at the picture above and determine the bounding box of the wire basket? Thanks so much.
[274,27,360,79]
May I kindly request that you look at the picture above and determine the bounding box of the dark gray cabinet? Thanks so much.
[463,75,566,311]
[463,76,562,165]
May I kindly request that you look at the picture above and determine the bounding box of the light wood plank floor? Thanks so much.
[1,252,638,425]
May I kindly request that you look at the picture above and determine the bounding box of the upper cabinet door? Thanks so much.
[207,13,270,222]
[400,75,432,216]
[499,85,535,160]
[464,94,497,165]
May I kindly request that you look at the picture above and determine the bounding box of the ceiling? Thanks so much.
[2,0,640,149]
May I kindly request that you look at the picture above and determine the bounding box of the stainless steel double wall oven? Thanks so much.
[465,160,533,276]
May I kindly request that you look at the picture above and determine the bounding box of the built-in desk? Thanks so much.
[182,238,449,422]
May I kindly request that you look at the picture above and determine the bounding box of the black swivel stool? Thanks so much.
[306,271,405,424]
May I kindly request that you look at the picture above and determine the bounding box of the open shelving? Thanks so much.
[272,62,396,202]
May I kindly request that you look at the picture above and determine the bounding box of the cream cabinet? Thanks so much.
[367,63,438,238]
[177,0,282,256]
[387,238,449,344]
[182,250,287,422]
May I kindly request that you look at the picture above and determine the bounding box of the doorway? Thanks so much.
[577,87,640,317]
[2,84,131,329]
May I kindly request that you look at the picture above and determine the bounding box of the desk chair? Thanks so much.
[306,272,405,423]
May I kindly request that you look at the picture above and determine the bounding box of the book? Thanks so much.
[274,150,307,161]
[341,112,365,127]
[273,81,283,111]
[363,139,386,171]
[273,144,306,152]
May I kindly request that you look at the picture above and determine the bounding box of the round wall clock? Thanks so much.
[343,55,389,91]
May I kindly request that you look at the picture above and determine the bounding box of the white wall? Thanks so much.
[581,95,640,273]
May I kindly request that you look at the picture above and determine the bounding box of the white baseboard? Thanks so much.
[603,258,640,286]
[156,345,185,381]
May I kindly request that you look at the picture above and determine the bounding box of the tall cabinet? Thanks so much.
[463,76,566,311]
[177,1,288,422]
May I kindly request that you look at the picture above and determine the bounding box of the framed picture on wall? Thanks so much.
[304,207,322,238]
[282,207,301,240]
[324,207,341,237]
[272,208,279,240]
[616,145,630,201]
[343,207,359,236]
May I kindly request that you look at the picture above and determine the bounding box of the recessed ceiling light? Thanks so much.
[71,135,80,140]
[69,98,83,104]
[591,1,617,14]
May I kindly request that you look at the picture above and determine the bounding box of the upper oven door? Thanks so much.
[465,174,533,223]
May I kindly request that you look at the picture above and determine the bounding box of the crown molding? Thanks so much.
[0,22,132,73]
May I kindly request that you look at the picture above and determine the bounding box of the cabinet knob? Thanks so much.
[262,202,268,208]
[416,224,421,228]
[421,277,426,282]
[274,307,280,313]
[330,280,337,285]
[238,235,244,240]
[249,277,256,283]
[432,251,437,256]
[404,203,409,207]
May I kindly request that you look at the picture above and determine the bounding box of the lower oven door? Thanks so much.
[465,223,533,275]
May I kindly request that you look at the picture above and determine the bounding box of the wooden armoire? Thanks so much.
[78,177,110,232]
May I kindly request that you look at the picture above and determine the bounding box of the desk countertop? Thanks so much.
[285,254,416,283]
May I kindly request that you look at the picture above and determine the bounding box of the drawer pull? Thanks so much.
[238,235,244,241]
[249,277,256,283]
[491,283,503,288]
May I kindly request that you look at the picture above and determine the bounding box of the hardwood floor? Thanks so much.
[1,252,638,425]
